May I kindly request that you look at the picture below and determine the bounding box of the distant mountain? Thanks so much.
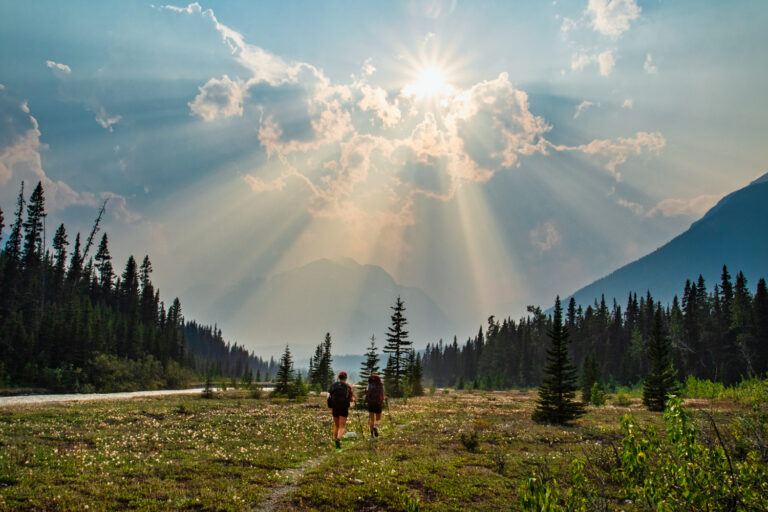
[566,172,768,308]
[188,258,453,357]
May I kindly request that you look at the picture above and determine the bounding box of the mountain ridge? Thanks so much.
[565,172,768,308]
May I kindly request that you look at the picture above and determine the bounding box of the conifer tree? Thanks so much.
[275,345,294,394]
[405,349,424,396]
[309,333,334,390]
[308,342,323,386]
[383,355,397,394]
[5,182,25,263]
[94,233,113,294]
[642,306,679,412]
[532,296,584,425]
[359,335,380,385]
[753,278,768,375]
[383,296,412,397]
[66,233,82,285]
[51,224,68,287]
[0,205,4,246]
[21,181,45,269]
[731,271,755,377]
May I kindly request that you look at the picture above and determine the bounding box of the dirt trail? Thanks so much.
[256,411,414,511]
[256,453,329,512]
[0,387,275,407]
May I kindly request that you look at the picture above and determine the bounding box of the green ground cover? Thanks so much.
[0,389,761,511]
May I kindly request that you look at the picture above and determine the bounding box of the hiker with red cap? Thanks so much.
[364,374,385,438]
[327,371,355,449]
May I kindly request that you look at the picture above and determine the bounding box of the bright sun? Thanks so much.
[403,66,452,99]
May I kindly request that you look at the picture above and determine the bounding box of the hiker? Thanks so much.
[364,374,385,438]
[327,371,355,449]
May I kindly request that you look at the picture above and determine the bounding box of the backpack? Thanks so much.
[327,381,349,409]
[366,381,384,406]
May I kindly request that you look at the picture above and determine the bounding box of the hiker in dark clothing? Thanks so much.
[327,371,355,449]
[364,374,385,438]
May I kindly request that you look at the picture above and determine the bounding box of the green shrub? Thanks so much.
[460,431,479,452]
[589,382,606,406]
[613,393,632,407]
[520,396,768,511]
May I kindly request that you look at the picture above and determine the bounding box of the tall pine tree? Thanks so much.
[532,296,584,425]
[275,345,294,394]
[359,335,380,385]
[5,182,25,264]
[383,296,412,397]
[21,181,45,269]
[642,306,679,411]
[309,333,334,390]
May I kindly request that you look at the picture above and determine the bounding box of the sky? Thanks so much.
[1,0,767,356]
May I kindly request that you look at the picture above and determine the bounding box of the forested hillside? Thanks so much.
[0,181,267,392]
[424,267,768,389]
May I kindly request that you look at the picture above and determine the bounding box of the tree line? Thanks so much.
[274,296,425,398]
[0,181,267,392]
[423,266,768,390]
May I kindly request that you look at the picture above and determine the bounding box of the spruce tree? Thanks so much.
[642,306,679,412]
[321,332,334,388]
[308,342,323,387]
[753,278,768,375]
[405,349,424,396]
[358,335,380,385]
[5,182,25,263]
[275,345,294,395]
[731,271,755,377]
[532,296,584,425]
[21,181,45,269]
[383,355,397,395]
[309,333,334,390]
[383,296,412,397]
[51,224,68,287]
[94,233,113,295]
[66,233,82,285]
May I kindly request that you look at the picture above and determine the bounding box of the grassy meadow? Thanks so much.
[0,388,758,511]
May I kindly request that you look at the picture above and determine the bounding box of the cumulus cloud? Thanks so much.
[587,0,641,37]
[571,50,616,76]
[162,2,301,88]
[530,222,561,253]
[574,100,597,119]
[189,75,245,121]
[0,89,137,221]
[644,53,658,74]
[646,194,721,218]
[597,50,615,76]
[163,2,666,242]
[358,85,401,127]
[45,60,71,74]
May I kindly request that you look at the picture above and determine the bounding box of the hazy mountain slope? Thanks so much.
[566,173,768,308]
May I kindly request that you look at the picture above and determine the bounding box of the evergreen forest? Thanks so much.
[423,268,768,390]
[0,181,271,392]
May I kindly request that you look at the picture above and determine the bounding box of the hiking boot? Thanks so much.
[335,439,341,449]
[373,426,379,438]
